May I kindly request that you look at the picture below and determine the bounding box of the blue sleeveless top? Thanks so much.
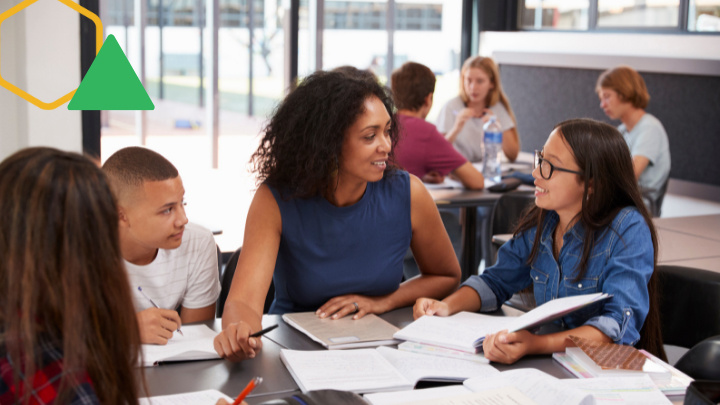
[267,171,412,314]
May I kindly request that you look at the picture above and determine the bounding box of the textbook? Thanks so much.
[394,293,612,353]
[282,312,401,349]
[279,346,499,394]
[140,325,220,367]
[139,389,232,404]
[398,341,489,363]
[553,350,691,396]
[565,347,671,383]
[366,370,671,405]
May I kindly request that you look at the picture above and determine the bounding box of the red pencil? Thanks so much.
[232,377,263,405]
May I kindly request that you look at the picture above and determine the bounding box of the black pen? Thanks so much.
[250,324,278,338]
[138,286,183,336]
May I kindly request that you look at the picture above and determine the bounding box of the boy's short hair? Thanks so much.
[102,147,178,203]
[596,66,650,109]
[391,62,436,112]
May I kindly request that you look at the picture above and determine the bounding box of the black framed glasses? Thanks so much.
[534,150,584,180]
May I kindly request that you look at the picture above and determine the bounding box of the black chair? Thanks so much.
[216,247,276,318]
[657,265,720,350]
[485,191,535,267]
[674,335,720,381]
[642,177,670,218]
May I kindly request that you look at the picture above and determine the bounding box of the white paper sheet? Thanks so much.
[279,349,413,394]
[365,386,472,405]
[400,387,540,405]
[376,346,499,383]
[139,389,232,405]
[561,376,672,404]
[504,293,608,333]
[141,325,220,366]
[464,368,595,405]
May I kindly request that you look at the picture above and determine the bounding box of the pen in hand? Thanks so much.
[137,286,183,336]
[250,324,278,338]
[233,377,262,405]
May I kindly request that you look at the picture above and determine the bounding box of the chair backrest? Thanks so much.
[656,265,720,349]
[486,192,535,267]
[654,177,670,217]
[216,247,276,318]
[674,335,720,380]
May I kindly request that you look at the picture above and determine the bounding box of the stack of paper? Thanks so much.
[141,325,220,367]
[394,293,611,353]
[282,312,400,349]
[279,346,498,394]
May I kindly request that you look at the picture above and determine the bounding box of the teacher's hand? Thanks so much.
[412,298,450,319]
[213,321,264,362]
[316,294,385,320]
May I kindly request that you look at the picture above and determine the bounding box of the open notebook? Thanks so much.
[141,325,220,367]
[394,293,611,353]
[280,346,498,394]
[282,312,400,349]
[366,369,671,405]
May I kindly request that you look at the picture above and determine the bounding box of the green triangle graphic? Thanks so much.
[68,34,155,110]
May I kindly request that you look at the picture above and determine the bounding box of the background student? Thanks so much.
[0,148,143,405]
[103,147,221,345]
[414,119,666,365]
[391,62,485,190]
[436,56,520,163]
[214,71,461,362]
[597,66,671,204]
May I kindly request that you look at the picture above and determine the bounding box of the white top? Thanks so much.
[125,222,221,312]
[435,96,515,163]
[618,113,671,202]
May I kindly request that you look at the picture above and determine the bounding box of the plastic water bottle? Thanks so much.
[483,116,503,184]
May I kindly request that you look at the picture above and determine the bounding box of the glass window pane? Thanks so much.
[519,0,589,30]
[688,0,720,31]
[597,0,680,28]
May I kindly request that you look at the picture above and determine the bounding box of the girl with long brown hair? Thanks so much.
[436,56,520,163]
[0,148,143,404]
[414,119,666,364]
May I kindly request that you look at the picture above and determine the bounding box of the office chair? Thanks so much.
[642,177,670,218]
[486,192,535,267]
[216,247,276,317]
[674,335,720,380]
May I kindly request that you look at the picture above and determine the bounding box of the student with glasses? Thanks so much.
[413,118,666,365]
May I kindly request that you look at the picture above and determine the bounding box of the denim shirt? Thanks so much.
[463,207,654,346]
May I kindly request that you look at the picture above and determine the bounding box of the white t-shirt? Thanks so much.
[618,113,671,202]
[125,222,221,313]
[435,96,515,163]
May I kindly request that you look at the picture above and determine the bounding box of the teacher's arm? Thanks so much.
[214,184,280,362]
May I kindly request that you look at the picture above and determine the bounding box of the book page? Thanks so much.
[376,346,498,384]
[561,376,672,405]
[399,387,539,405]
[505,293,607,333]
[139,389,232,405]
[141,325,219,366]
[464,368,594,405]
[394,313,512,351]
[365,386,472,405]
[280,349,413,394]
[282,312,399,348]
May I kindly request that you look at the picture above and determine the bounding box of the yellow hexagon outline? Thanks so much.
[0,0,103,110]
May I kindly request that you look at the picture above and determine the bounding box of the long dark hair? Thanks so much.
[252,70,401,200]
[0,148,143,404]
[514,118,665,360]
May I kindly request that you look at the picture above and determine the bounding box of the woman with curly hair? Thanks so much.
[214,71,462,362]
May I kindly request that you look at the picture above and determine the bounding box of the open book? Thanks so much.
[367,369,671,405]
[279,346,498,394]
[394,293,611,353]
[141,325,220,367]
[282,312,400,349]
[139,389,232,405]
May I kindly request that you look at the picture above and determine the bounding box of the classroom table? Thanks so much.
[430,185,534,281]
[654,214,720,242]
[141,307,684,404]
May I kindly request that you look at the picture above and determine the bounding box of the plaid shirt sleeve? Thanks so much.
[0,339,99,405]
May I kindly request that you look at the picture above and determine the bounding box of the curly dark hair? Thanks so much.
[252,70,401,199]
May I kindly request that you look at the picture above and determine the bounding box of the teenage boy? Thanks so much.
[391,62,485,190]
[103,147,221,345]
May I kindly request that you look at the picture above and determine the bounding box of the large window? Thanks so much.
[519,0,720,32]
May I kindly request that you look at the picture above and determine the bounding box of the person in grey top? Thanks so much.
[597,66,670,204]
[436,56,520,163]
